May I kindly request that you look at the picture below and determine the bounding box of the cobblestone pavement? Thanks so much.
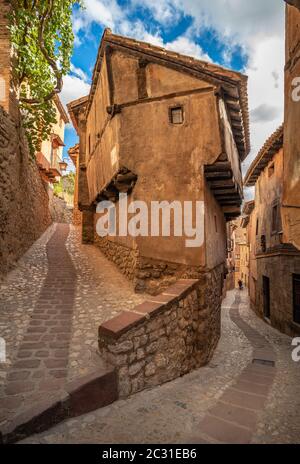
[66,227,144,380]
[21,288,300,444]
[0,224,144,428]
[0,225,56,408]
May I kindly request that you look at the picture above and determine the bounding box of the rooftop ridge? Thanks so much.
[244,124,284,187]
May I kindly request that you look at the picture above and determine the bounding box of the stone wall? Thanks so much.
[49,192,73,224]
[224,270,235,292]
[82,210,95,244]
[94,235,138,282]
[94,233,221,295]
[0,106,52,276]
[73,206,82,226]
[98,271,223,398]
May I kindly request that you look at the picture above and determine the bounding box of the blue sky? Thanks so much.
[62,0,286,195]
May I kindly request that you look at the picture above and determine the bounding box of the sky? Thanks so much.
[61,0,286,199]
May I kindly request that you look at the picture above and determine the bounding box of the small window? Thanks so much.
[88,134,91,155]
[272,203,282,234]
[170,106,184,124]
[256,218,259,236]
[268,163,275,177]
[272,204,278,233]
[261,235,266,253]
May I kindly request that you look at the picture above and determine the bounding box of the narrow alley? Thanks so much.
[0,223,144,431]
[0,224,299,444]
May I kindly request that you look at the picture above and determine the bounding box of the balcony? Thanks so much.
[204,161,243,221]
[36,151,62,183]
[36,133,67,183]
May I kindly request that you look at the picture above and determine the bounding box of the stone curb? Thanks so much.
[98,279,199,340]
[0,367,118,444]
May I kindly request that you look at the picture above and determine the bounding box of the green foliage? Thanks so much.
[54,172,75,198]
[9,1,82,156]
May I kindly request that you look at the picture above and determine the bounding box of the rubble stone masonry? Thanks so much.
[98,271,223,398]
[94,232,221,296]
[253,252,300,337]
[0,106,52,276]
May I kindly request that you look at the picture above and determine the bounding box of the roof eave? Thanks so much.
[86,29,250,161]
[244,124,283,187]
[67,96,89,134]
[53,94,69,124]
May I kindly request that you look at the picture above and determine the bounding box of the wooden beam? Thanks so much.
[222,206,241,214]
[205,171,232,180]
[204,162,231,172]
[220,201,242,207]
[213,188,237,196]
[209,179,235,189]
[216,195,241,202]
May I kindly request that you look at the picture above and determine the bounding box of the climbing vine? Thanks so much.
[9,1,82,156]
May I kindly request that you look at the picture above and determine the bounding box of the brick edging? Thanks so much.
[190,292,277,444]
[0,367,117,444]
[99,279,199,340]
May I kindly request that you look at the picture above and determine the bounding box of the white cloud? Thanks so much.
[70,63,90,82]
[165,36,211,61]
[117,19,164,47]
[131,0,182,25]
[251,103,282,124]
[73,0,123,33]
[60,75,90,110]
[171,0,284,47]
[246,36,285,171]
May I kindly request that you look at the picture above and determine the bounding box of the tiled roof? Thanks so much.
[85,28,250,161]
[242,200,255,216]
[244,124,284,187]
[53,94,69,124]
[67,96,89,134]
[68,143,79,166]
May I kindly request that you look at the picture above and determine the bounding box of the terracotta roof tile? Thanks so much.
[244,124,283,187]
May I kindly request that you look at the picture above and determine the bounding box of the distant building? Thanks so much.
[36,95,69,184]
[282,2,300,250]
[68,143,82,225]
[227,214,251,290]
[243,3,300,336]
[244,126,300,336]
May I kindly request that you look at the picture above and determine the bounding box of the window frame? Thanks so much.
[271,201,282,235]
[169,105,184,125]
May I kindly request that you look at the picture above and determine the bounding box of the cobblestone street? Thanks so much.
[22,284,300,443]
[0,224,144,428]
[1,223,299,443]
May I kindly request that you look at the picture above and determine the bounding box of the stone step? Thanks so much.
[0,358,117,444]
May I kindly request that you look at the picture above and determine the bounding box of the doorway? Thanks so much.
[293,274,300,324]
